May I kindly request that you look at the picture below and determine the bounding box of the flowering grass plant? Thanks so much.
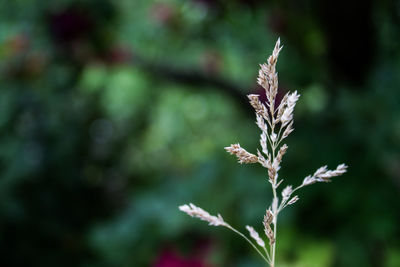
[179,38,347,267]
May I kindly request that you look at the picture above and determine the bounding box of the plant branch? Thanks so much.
[227,225,270,264]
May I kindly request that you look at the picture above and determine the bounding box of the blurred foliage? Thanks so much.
[0,0,400,266]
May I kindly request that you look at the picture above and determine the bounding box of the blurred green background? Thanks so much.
[1,0,400,266]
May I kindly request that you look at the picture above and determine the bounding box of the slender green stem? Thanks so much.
[270,129,279,267]
[271,210,278,266]
[226,225,270,264]
[271,187,278,267]
[275,124,284,148]
[265,132,273,150]
[263,246,272,263]
[276,124,284,146]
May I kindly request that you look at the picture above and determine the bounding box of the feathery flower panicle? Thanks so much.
[246,226,265,247]
[260,132,269,156]
[287,195,299,205]
[263,209,275,245]
[301,163,348,186]
[225,143,258,164]
[281,185,293,201]
[179,38,347,267]
[301,175,316,186]
[248,94,269,121]
[179,203,227,227]
[280,91,299,126]
[276,94,288,120]
[281,121,294,139]
[258,39,282,114]
[273,144,288,171]
[256,114,268,133]
[314,163,348,181]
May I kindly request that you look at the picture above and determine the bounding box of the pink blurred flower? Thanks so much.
[154,241,214,267]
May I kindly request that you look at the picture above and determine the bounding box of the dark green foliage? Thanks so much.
[0,0,399,266]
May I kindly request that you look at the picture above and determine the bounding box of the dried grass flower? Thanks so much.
[179,38,347,267]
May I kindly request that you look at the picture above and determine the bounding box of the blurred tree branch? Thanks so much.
[133,56,253,115]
